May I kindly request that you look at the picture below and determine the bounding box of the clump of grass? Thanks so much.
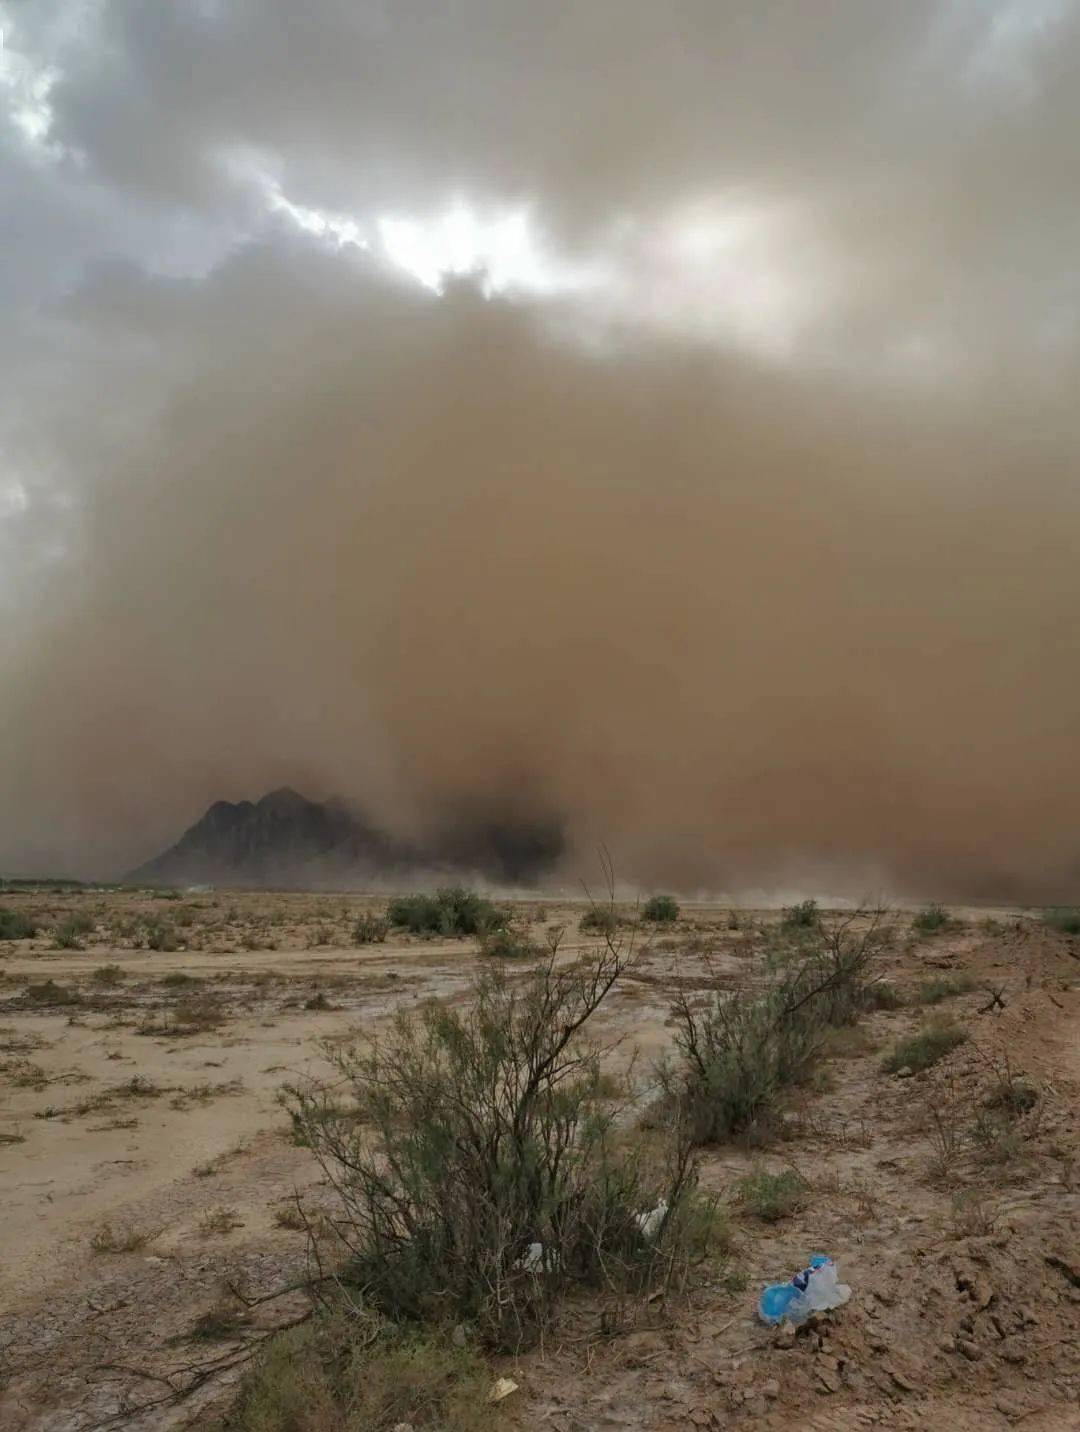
[387,888,502,938]
[736,1167,808,1222]
[642,894,679,924]
[911,903,950,934]
[304,991,333,1011]
[353,913,390,945]
[198,1206,242,1237]
[91,1223,152,1254]
[916,973,976,1005]
[24,979,81,1007]
[781,899,819,929]
[881,1019,966,1074]
[0,907,38,940]
[161,970,202,987]
[1043,908,1080,935]
[226,1313,495,1432]
[91,964,125,987]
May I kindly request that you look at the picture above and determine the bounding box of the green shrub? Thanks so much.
[916,974,975,1005]
[781,899,819,929]
[579,906,619,935]
[0,907,38,940]
[288,948,701,1351]
[1043,908,1080,935]
[736,1167,808,1222]
[911,903,950,934]
[881,1020,966,1073]
[51,917,88,950]
[353,913,390,945]
[144,919,178,952]
[642,894,679,924]
[387,888,502,938]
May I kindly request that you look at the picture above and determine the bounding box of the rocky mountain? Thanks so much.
[126,787,562,888]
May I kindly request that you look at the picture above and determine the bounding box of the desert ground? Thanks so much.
[0,887,1077,1431]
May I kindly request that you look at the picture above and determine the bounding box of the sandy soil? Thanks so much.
[0,889,1077,1430]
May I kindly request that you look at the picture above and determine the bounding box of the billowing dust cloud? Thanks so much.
[2,2,1080,899]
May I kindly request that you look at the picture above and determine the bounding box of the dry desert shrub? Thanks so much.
[288,934,711,1352]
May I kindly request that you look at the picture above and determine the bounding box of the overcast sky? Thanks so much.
[2,1,1079,896]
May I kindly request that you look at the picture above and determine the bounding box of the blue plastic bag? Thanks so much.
[758,1254,839,1325]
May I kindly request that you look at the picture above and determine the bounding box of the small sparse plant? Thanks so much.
[190,1296,250,1342]
[24,979,81,1007]
[198,1206,242,1237]
[911,903,950,934]
[353,913,390,945]
[642,894,679,924]
[274,1201,307,1231]
[970,1109,1023,1164]
[91,1222,152,1254]
[91,964,125,987]
[736,1166,808,1222]
[478,924,537,958]
[51,918,86,950]
[950,1190,998,1238]
[916,973,976,1005]
[579,905,619,934]
[173,992,225,1031]
[882,1020,966,1074]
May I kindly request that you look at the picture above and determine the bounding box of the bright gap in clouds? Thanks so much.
[260,172,601,300]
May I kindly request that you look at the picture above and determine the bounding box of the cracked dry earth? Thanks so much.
[0,891,1077,1430]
